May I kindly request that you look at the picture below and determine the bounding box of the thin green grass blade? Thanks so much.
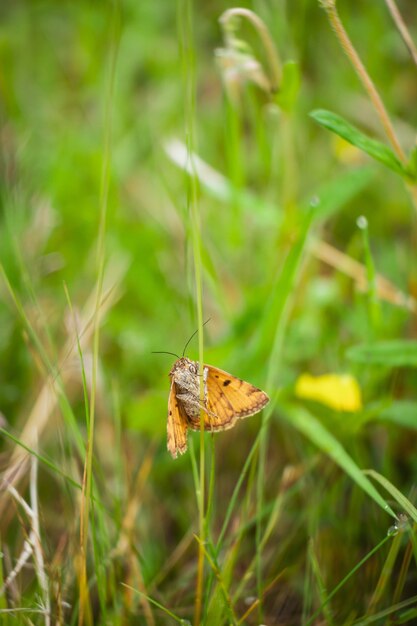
[204,436,216,534]
[215,434,259,552]
[280,404,396,517]
[91,492,113,621]
[194,535,238,626]
[188,438,200,502]
[1,264,87,460]
[392,536,414,610]
[110,382,123,529]
[366,530,403,615]
[63,282,90,430]
[308,539,335,626]
[78,16,119,622]
[202,439,217,621]
[0,427,82,493]
[121,583,190,624]
[302,543,314,625]
[352,594,417,625]
[407,522,417,575]
[364,470,417,523]
[0,264,59,381]
[178,2,208,623]
[304,535,391,626]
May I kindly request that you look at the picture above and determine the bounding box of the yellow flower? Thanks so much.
[295,373,362,412]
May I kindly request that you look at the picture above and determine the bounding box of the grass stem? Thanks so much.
[77,19,119,626]
[321,0,406,162]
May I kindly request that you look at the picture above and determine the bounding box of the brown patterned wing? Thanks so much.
[187,365,269,432]
[167,381,188,458]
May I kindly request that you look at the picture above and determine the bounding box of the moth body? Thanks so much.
[169,357,207,418]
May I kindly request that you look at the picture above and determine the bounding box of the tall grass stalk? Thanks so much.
[77,21,119,626]
[320,0,405,161]
[29,455,50,626]
[308,539,335,626]
[320,0,417,212]
[384,0,417,66]
[178,0,207,623]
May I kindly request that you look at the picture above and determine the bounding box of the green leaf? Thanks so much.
[310,109,413,180]
[346,340,417,367]
[280,404,396,518]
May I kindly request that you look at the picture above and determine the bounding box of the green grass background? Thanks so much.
[1,1,417,624]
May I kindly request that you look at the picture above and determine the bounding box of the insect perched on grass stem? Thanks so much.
[153,323,269,458]
[165,357,270,458]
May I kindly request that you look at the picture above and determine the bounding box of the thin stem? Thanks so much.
[384,0,417,67]
[78,21,118,626]
[219,8,282,92]
[321,0,406,162]
[392,532,413,605]
[30,455,51,626]
[367,532,402,614]
[193,162,205,626]
[178,1,205,623]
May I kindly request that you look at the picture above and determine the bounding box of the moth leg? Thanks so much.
[187,406,219,430]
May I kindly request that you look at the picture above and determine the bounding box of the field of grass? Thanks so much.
[1,1,417,624]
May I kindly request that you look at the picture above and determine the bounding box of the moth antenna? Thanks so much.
[182,318,211,357]
[152,351,180,359]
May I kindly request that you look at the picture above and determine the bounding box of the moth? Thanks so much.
[166,357,269,458]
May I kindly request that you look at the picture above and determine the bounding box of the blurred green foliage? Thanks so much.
[1,1,417,624]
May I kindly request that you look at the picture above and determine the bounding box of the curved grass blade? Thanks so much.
[364,470,417,523]
[121,584,188,625]
[279,403,396,518]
